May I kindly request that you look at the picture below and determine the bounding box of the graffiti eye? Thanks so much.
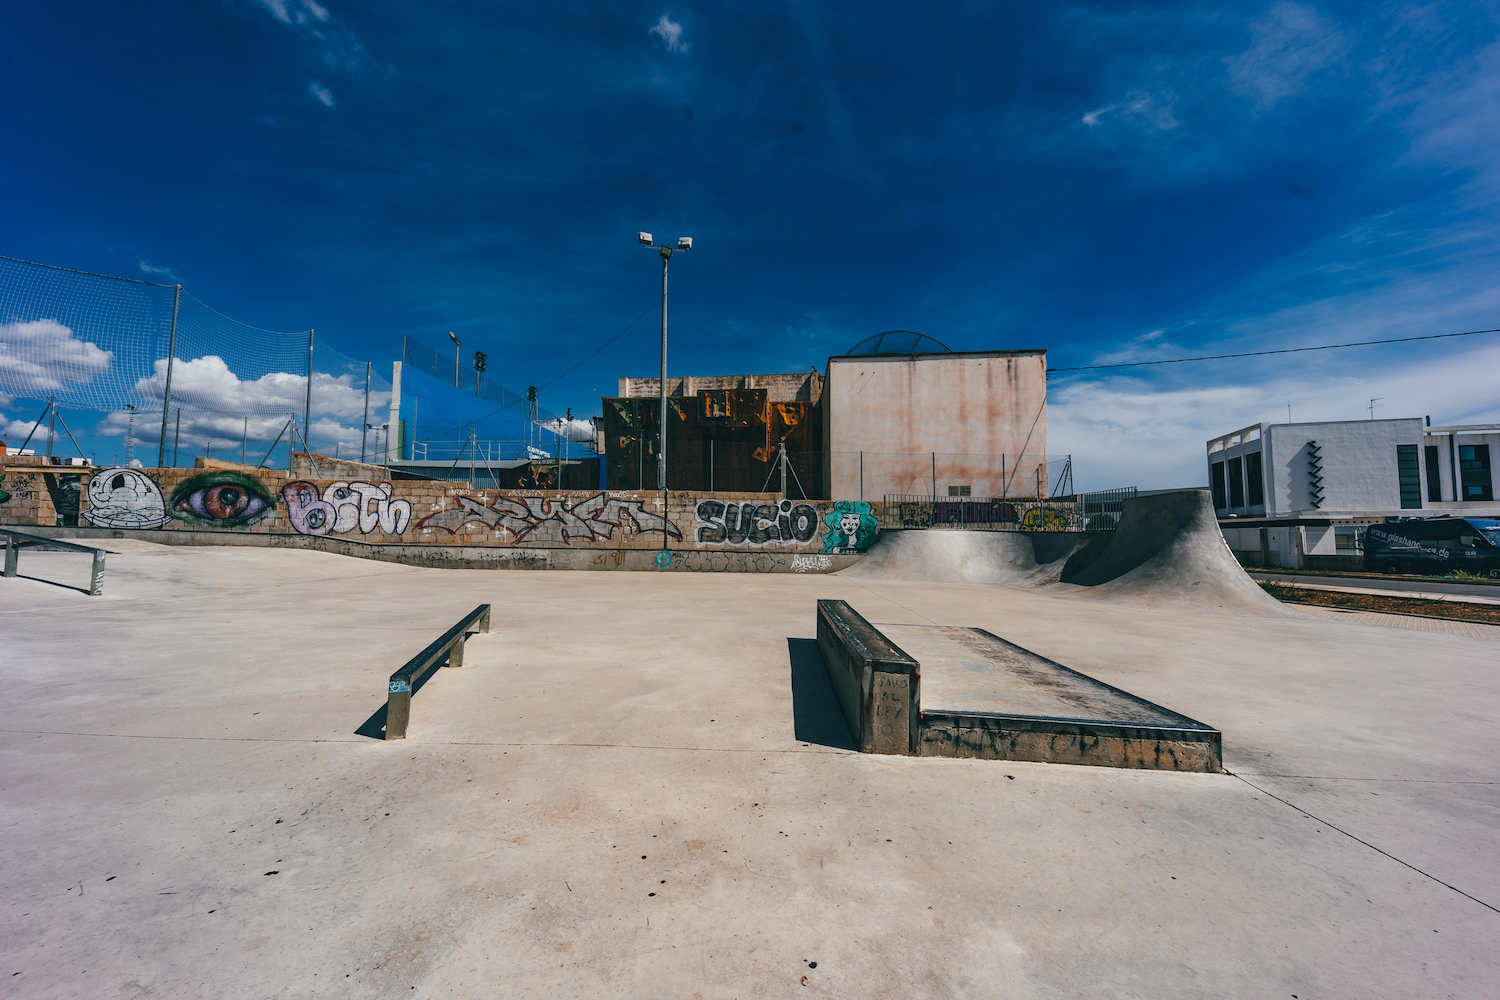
[169,473,275,526]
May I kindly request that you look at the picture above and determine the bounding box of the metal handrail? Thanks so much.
[1,527,106,596]
[385,604,492,740]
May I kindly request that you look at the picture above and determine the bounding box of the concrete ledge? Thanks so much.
[815,599,920,754]
[818,605,1223,771]
[4,526,859,573]
[918,712,1221,771]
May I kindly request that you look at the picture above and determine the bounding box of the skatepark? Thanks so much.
[2,490,1497,998]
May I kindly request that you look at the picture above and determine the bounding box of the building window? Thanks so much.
[1211,461,1226,509]
[1227,457,1245,507]
[1246,452,1264,506]
[1460,444,1494,502]
[1397,444,1422,509]
[947,485,971,496]
[1424,445,1442,502]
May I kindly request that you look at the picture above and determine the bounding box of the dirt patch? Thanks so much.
[1259,581,1500,625]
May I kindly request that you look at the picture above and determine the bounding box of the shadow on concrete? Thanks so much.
[12,573,94,596]
[354,656,448,740]
[355,704,388,741]
[787,638,856,751]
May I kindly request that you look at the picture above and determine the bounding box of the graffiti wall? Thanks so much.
[35,465,884,555]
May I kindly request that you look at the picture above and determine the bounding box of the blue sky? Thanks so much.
[3,1,1500,487]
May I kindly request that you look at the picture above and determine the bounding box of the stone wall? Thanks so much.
[31,464,884,557]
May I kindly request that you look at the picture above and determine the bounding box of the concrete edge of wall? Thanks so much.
[916,712,1222,772]
[815,599,921,754]
[10,525,861,573]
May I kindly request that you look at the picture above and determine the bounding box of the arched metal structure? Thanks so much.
[844,331,953,357]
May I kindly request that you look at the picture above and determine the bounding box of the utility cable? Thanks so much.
[407,297,662,454]
[1045,326,1500,374]
[537,296,662,391]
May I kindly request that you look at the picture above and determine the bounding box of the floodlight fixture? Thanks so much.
[677,236,692,250]
[638,232,653,245]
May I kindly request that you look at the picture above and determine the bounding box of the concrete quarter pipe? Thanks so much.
[845,490,1289,615]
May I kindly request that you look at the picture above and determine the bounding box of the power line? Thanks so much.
[537,296,662,391]
[408,297,663,447]
[1045,326,1500,374]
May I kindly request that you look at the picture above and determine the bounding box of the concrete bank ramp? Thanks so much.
[839,529,1089,586]
[841,490,1287,615]
[1056,489,1289,614]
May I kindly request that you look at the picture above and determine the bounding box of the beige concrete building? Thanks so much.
[822,347,1049,501]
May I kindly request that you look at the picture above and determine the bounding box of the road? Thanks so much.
[1249,570,1500,599]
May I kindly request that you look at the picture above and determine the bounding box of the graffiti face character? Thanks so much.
[168,473,275,527]
[838,511,861,548]
[821,500,878,554]
[85,467,171,529]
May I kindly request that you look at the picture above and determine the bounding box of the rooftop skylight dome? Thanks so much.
[844,331,953,356]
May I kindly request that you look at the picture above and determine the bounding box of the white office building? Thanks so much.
[1205,417,1499,569]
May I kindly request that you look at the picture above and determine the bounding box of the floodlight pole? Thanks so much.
[156,284,181,467]
[304,328,314,453]
[637,233,691,492]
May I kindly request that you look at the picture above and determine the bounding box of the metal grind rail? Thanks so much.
[1,527,106,596]
[385,604,492,740]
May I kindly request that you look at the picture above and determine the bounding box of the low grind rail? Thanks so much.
[2,527,106,596]
[385,604,492,740]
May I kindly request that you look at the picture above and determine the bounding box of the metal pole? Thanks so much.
[90,548,106,596]
[288,412,296,470]
[860,451,863,502]
[931,452,936,498]
[780,445,787,497]
[157,284,181,467]
[659,250,669,491]
[242,418,247,465]
[45,396,56,458]
[304,328,314,453]
[360,361,371,464]
[172,408,181,467]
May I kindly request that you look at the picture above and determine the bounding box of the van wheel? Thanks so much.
[1383,562,1399,575]
[1483,563,1500,581]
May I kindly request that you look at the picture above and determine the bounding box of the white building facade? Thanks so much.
[1205,417,1499,569]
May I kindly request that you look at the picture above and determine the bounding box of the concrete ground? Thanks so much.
[2,543,1497,999]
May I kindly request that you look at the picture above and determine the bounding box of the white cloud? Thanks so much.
[1050,340,1500,492]
[98,355,390,457]
[309,81,335,107]
[2,416,44,445]
[539,417,597,444]
[1081,90,1180,131]
[249,0,367,73]
[0,319,113,396]
[1225,2,1352,109]
[137,259,178,280]
[649,14,689,54]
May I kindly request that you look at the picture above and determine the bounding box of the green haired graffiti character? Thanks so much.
[820,500,879,554]
[0,473,9,505]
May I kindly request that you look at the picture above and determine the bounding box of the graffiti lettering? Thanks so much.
[283,479,411,536]
[0,472,41,503]
[417,492,681,545]
[695,499,819,546]
[791,554,833,572]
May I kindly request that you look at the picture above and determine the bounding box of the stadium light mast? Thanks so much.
[448,331,462,388]
[636,232,692,490]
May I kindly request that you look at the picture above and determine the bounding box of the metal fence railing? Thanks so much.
[1081,487,1138,531]
[881,494,1085,532]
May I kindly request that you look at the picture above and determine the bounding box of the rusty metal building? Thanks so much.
[603,372,825,496]
[604,333,1049,500]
